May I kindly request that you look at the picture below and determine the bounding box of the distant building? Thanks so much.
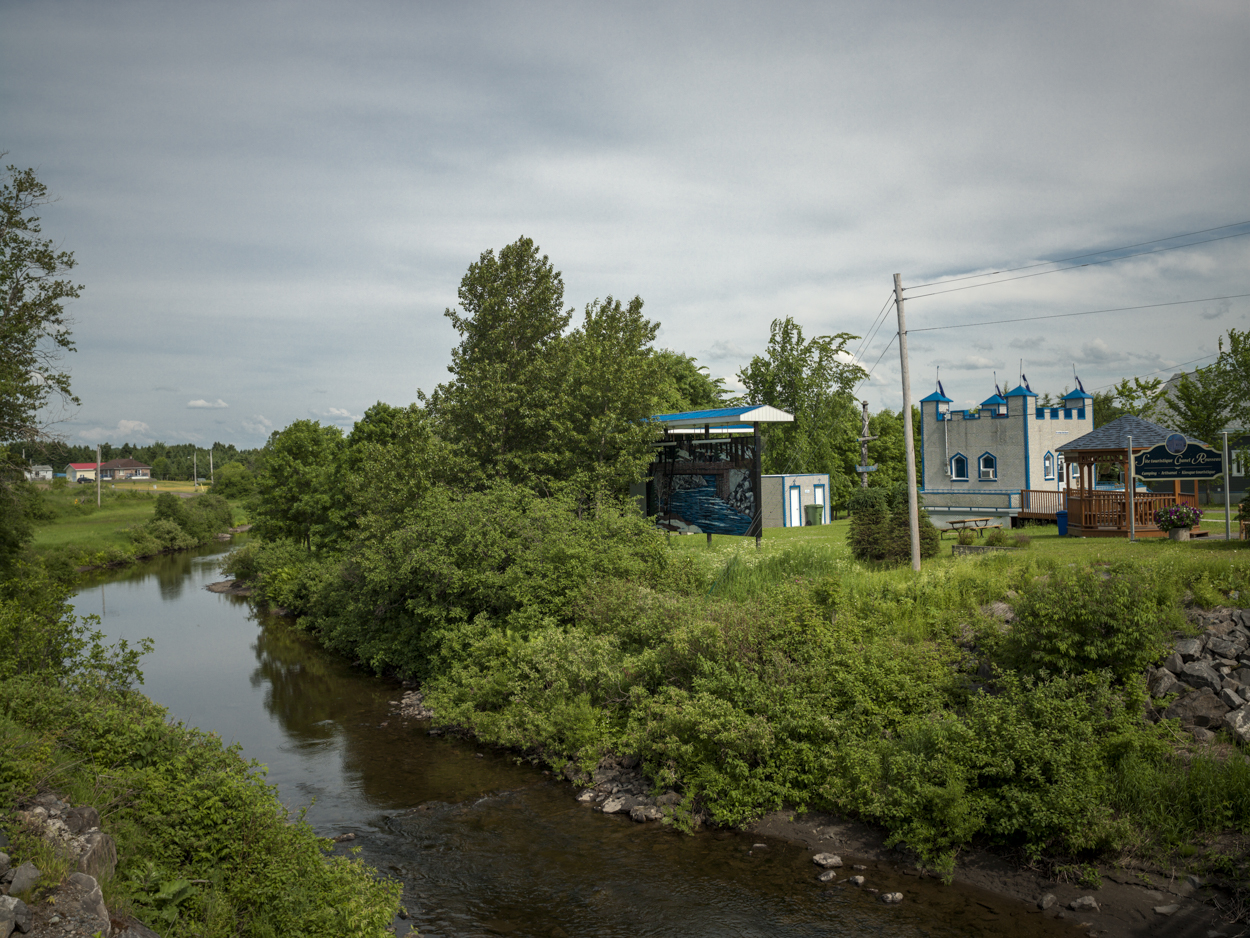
[66,462,99,483]
[99,458,151,481]
[918,380,1094,512]
[24,464,53,481]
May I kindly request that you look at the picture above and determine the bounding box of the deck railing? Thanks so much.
[1019,489,1067,517]
[1066,492,1198,532]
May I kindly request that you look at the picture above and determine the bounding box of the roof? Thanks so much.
[980,394,1007,407]
[651,405,794,429]
[920,390,953,403]
[1004,384,1037,398]
[1056,414,1204,452]
[67,462,98,470]
[29,464,52,471]
[1062,387,1093,400]
[100,458,151,470]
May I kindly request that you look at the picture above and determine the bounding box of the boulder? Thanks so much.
[66,872,109,926]
[847,875,865,886]
[115,921,163,937]
[1208,638,1243,659]
[1162,653,1185,675]
[1221,687,1246,709]
[7,863,39,895]
[77,830,117,880]
[1037,893,1056,910]
[1191,727,1216,743]
[0,896,31,936]
[1234,668,1250,685]
[1223,705,1250,744]
[812,853,843,868]
[1148,669,1179,698]
[1175,638,1205,661]
[601,795,641,815]
[1153,903,1180,915]
[0,853,8,879]
[881,892,904,903]
[817,869,837,882]
[1180,660,1224,694]
[1069,895,1100,912]
[64,806,100,835]
[1164,689,1230,728]
[629,805,663,822]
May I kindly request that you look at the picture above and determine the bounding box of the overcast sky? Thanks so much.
[5,0,1248,448]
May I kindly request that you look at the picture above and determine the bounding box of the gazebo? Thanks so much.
[1056,415,1202,537]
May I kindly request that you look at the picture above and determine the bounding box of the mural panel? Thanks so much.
[649,438,757,536]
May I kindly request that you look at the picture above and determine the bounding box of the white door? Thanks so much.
[788,485,802,527]
[813,484,826,523]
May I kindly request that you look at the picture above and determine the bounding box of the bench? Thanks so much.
[941,517,1005,539]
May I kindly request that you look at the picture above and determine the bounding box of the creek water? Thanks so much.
[73,538,1069,938]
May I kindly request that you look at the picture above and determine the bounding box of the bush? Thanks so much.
[882,484,940,563]
[848,487,889,562]
[1003,564,1176,683]
[984,527,1008,547]
[1155,504,1203,531]
[956,528,975,546]
[211,461,256,499]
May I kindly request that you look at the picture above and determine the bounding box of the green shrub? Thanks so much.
[210,461,256,499]
[1004,564,1177,682]
[956,528,975,546]
[848,487,889,562]
[984,527,1008,547]
[883,484,940,562]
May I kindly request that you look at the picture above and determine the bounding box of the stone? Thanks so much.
[629,805,663,822]
[1153,903,1180,915]
[0,854,8,879]
[881,892,904,903]
[67,872,109,925]
[576,789,597,803]
[1223,705,1250,744]
[1176,638,1206,661]
[1164,689,1231,728]
[601,795,639,815]
[77,830,117,880]
[817,870,837,882]
[0,896,31,936]
[6,863,38,895]
[847,875,865,886]
[1069,895,1100,912]
[116,921,163,937]
[655,792,682,806]
[1237,669,1250,685]
[1221,688,1245,709]
[1191,727,1216,743]
[1162,653,1186,674]
[1038,893,1056,910]
[1208,638,1242,659]
[1181,661,1225,694]
[1149,670,1179,698]
[64,805,100,834]
[812,853,843,868]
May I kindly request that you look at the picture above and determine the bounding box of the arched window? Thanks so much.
[978,452,997,481]
[951,453,968,481]
[1043,451,1055,480]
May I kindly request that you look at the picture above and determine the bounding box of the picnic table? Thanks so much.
[942,517,1004,539]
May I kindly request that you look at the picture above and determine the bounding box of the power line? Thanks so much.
[854,331,899,393]
[904,230,1250,300]
[906,293,1250,334]
[852,293,897,370]
[906,220,1250,291]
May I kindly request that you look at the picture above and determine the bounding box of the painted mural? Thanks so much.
[649,437,757,536]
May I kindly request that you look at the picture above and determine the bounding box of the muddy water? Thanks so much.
[75,539,1068,938]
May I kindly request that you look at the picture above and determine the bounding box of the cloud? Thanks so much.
[314,407,363,425]
[187,398,229,409]
[937,354,1000,371]
[701,341,752,363]
[78,419,154,443]
[1201,299,1231,320]
[1077,338,1122,363]
[242,414,273,435]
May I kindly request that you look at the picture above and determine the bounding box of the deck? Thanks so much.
[1020,488,1199,536]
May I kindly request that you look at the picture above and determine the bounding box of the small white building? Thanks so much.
[919,381,1094,513]
[760,473,831,528]
[24,464,53,481]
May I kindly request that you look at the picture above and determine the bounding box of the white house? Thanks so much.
[918,381,1094,513]
[24,464,53,481]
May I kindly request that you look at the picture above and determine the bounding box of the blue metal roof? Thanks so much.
[1005,384,1037,398]
[920,391,953,403]
[651,405,794,428]
[980,394,1007,407]
[1062,388,1093,400]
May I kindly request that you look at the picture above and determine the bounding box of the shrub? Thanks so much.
[882,484,940,563]
[848,487,889,562]
[211,461,256,499]
[956,529,975,546]
[984,527,1008,547]
[1155,504,1202,531]
[1009,533,1032,549]
[1004,564,1176,682]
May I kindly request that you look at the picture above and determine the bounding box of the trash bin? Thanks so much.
[1056,510,1068,536]
[804,504,825,526]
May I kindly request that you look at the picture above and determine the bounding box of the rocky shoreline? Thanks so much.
[385,607,1250,938]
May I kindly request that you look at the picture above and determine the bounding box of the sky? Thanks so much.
[4,0,1249,448]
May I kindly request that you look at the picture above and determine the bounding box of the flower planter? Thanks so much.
[1167,527,1191,542]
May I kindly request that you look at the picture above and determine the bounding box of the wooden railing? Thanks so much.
[1020,489,1067,518]
[1067,492,1195,531]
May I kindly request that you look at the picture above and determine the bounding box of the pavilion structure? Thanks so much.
[1055,415,1201,537]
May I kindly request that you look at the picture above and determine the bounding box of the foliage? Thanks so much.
[1162,366,1234,504]
[1154,504,1203,532]
[1003,564,1175,683]
[252,420,345,549]
[653,350,727,411]
[211,461,255,498]
[847,487,889,562]
[1110,376,1168,421]
[956,528,975,546]
[0,472,52,577]
[1215,326,1250,429]
[883,483,940,562]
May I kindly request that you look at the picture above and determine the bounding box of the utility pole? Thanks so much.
[96,443,101,508]
[210,449,214,486]
[1225,432,1233,541]
[894,274,921,571]
[194,451,198,490]
[1127,435,1135,541]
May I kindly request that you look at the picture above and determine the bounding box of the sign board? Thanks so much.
[1134,440,1223,480]
[855,465,878,473]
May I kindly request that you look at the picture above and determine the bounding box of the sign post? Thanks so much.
[1127,435,1135,542]
[1225,432,1233,541]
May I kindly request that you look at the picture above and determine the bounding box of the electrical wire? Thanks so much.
[903,230,1250,300]
[905,293,1250,334]
[852,294,897,370]
[854,332,899,393]
[906,220,1250,291]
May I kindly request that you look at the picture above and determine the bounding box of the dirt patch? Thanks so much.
[206,579,252,596]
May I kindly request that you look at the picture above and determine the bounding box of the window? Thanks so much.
[1036,408,1046,419]
[978,453,997,481]
[1043,451,1055,480]
[951,453,968,481]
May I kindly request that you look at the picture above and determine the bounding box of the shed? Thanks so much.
[760,473,832,527]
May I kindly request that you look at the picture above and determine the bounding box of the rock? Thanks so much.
[655,792,682,806]
[1223,705,1250,743]
[1221,687,1245,709]
[601,795,640,815]
[1038,893,1056,910]
[750,843,767,850]
[1162,653,1185,674]
[1181,661,1225,694]
[881,892,904,903]
[7,863,38,895]
[1149,670,1179,698]
[77,830,117,880]
[64,805,101,834]
[847,875,865,886]
[576,789,597,803]
[115,920,162,937]
[817,870,837,882]
[66,871,109,925]
[1153,903,1180,915]
[1208,638,1242,659]
[1069,895,1100,912]
[629,805,663,822]
[1176,638,1206,661]
[812,853,843,868]
[0,896,31,936]
[0,854,8,879]
[1164,689,1230,728]
[1191,727,1216,743]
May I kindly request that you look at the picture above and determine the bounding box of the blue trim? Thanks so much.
[1077,408,1086,420]
[920,406,927,487]
[814,483,827,523]
[977,451,998,481]
[1063,388,1093,401]
[920,390,953,403]
[1023,404,1031,488]
[1043,450,1055,480]
[1036,407,1045,419]
[1064,408,1072,419]
[950,452,969,481]
[1006,384,1038,398]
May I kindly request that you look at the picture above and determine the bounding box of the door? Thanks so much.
[813,483,826,524]
[788,485,802,527]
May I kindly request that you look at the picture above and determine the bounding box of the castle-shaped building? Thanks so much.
[918,379,1093,510]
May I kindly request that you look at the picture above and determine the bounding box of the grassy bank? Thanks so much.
[0,567,401,936]
[229,492,1250,881]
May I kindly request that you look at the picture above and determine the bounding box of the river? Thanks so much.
[73,538,1069,938]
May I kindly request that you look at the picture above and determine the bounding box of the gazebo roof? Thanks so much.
[1056,415,1202,452]
[651,405,794,431]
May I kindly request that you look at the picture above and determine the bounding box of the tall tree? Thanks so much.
[1110,376,1167,421]
[423,237,572,485]
[1162,366,1232,504]
[252,420,346,549]
[737,317,865,487]
[1215,328,1250,429]
[653,350,726,412]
